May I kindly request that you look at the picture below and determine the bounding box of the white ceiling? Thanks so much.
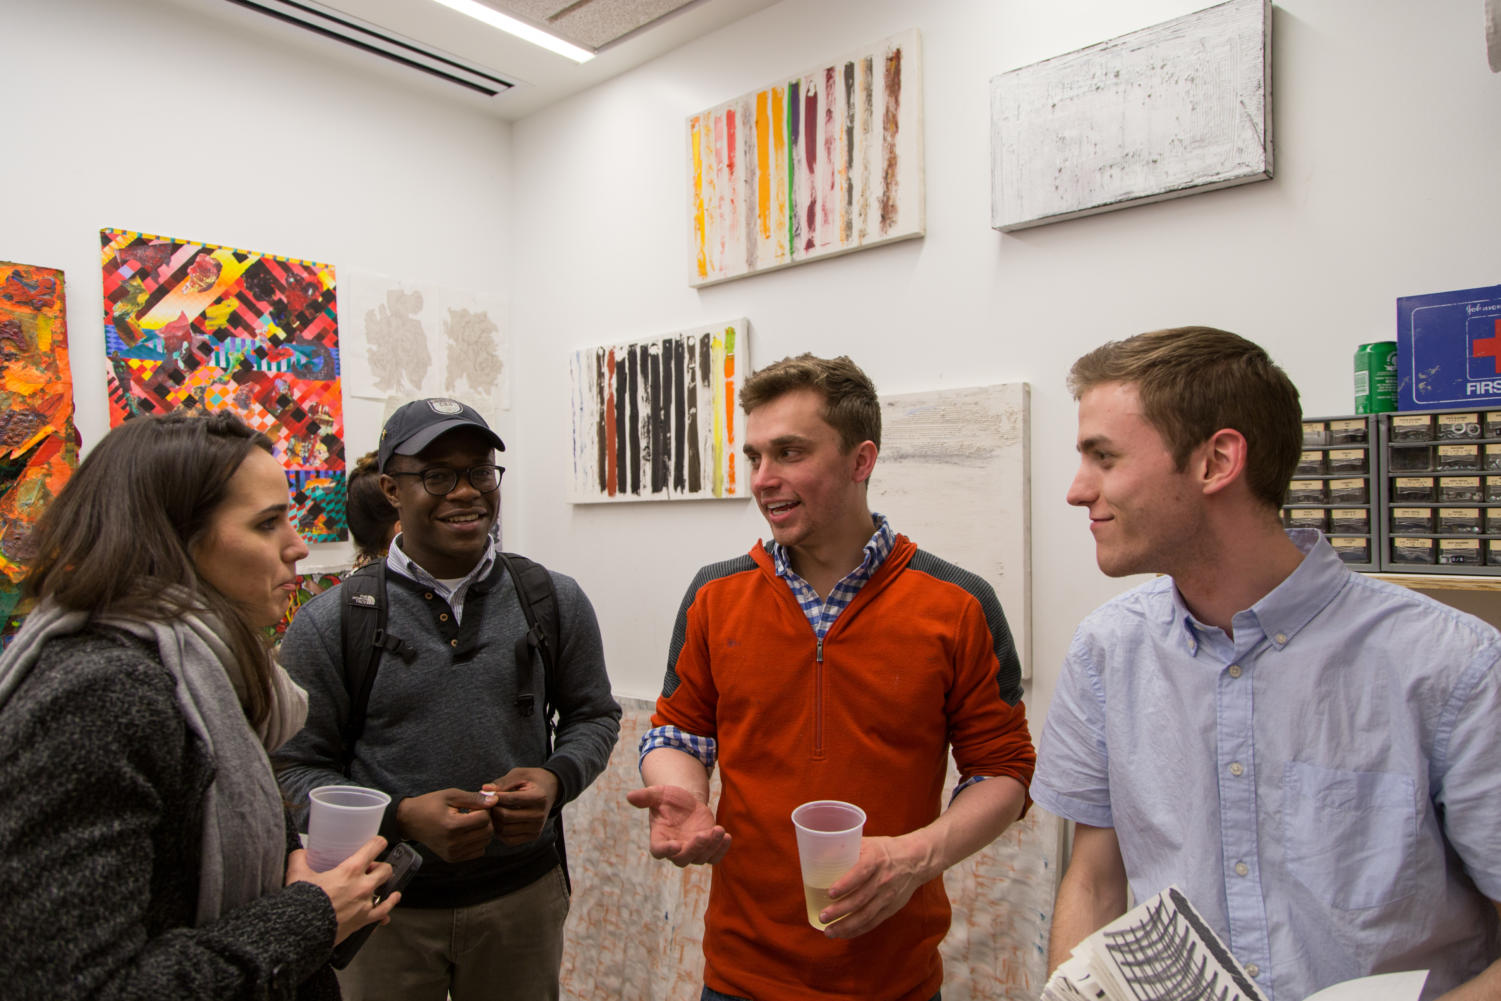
[212,0,778,121]
[482,0,701,50]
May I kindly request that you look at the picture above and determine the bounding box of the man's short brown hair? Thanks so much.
[1068,326,1302,508]
[740,353,881,452]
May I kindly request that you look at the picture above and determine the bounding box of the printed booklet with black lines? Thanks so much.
[1040,887,1429,1001]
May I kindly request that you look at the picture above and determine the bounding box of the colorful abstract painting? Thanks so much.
[100,229,348,542]
[568,319,746,503]
[688,29,924,287]
[265,569,346,644]
[0,262,79,645]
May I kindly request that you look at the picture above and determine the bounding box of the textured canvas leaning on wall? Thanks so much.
[870,383,1032,679]
[568,319,747,502]
[688,29,925,286]
[100,228,348,542]
[0,262,79,646]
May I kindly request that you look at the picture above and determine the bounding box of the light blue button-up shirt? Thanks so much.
[1033,530,1501,1001]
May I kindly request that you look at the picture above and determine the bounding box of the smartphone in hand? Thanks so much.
[331,841,423,969]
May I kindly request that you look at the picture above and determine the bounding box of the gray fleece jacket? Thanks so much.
[273,558,621,908]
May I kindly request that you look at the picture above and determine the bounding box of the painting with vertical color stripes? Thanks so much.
[688,29,924,287]
[100,229,348,542]
[568,319,748,503]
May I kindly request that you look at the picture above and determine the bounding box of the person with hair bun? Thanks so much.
[345,450,399,571]
[0,411,398,1001]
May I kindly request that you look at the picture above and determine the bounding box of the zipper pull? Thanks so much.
[816,637,824,663]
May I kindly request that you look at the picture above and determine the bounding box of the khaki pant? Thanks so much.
[338,866,570,1001]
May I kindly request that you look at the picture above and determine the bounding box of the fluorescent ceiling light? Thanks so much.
[427,0,596,63]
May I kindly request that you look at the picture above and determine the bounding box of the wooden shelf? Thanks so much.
[1364,572,1501,593]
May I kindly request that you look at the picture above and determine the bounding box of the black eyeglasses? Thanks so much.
[388,464,504,496]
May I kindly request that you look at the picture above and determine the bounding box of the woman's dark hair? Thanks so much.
[346,450,398,564]
[25,411,281,727]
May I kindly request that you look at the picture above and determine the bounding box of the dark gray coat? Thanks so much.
[0,628,340,1001]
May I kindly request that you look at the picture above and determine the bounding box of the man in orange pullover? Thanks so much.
[628,354,1035,1001]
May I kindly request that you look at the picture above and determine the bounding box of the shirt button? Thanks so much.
[440,613,450,622]
[1274,633,1287,644]
[424,592,434,600]
[1229,762,1244,777]
[450,638,458,648]
[1246,963,1260,978]
[1227,664,1242,678]
[1235,861,1249,877]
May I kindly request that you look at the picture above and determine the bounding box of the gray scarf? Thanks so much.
[0,600,309,924]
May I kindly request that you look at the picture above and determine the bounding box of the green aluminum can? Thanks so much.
[1354,341,1398,413]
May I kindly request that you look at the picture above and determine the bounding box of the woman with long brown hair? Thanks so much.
[0,411,396,1000]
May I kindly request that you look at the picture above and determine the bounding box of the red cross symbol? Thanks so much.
[1473,318,1501,374]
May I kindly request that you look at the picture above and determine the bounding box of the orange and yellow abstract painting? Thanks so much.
[0,262,79,644]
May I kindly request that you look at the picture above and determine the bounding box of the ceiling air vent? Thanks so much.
[225,0,516,97]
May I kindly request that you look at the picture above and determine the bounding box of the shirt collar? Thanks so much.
[770,511,896,581]
[1166,528,1345,654]
[386,533,498,591]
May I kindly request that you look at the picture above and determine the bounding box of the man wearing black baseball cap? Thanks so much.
[276,398,621,1001]
[375,397,505,473]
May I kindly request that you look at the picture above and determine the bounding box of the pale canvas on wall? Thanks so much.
[688,29,924,287]
[340,267,510,423]
[568,319,747,502]
[869,383,1032,679]
[991,0,1271,231]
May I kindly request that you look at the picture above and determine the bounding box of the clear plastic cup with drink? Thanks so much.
[791,800,866,930]
[306,784,391,872]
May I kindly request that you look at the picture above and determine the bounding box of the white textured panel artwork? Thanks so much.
[870,383,1032,679]
[1489,0,1501,73]
[339,268,510,421]
[990,0,1271,231]
[559,698,1061,1001]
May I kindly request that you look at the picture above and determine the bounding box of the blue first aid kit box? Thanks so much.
[1397,283,1501,411]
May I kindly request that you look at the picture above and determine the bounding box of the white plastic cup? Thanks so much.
[791,800,866,930]
[306,784,391,873]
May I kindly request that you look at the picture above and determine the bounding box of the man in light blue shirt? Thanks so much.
[1033,327,1501,1001]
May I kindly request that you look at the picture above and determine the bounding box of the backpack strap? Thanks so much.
[494,551,569,892]
[337,561,410,776]
[496,551,561,731]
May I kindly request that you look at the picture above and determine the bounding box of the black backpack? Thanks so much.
[335,553,570,887]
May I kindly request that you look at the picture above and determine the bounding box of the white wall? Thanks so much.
[4,0,516,566]
[509,0,1501,730]
[8,0,1501,729]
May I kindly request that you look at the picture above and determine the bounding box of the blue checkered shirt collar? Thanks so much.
[771,512,896,638]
